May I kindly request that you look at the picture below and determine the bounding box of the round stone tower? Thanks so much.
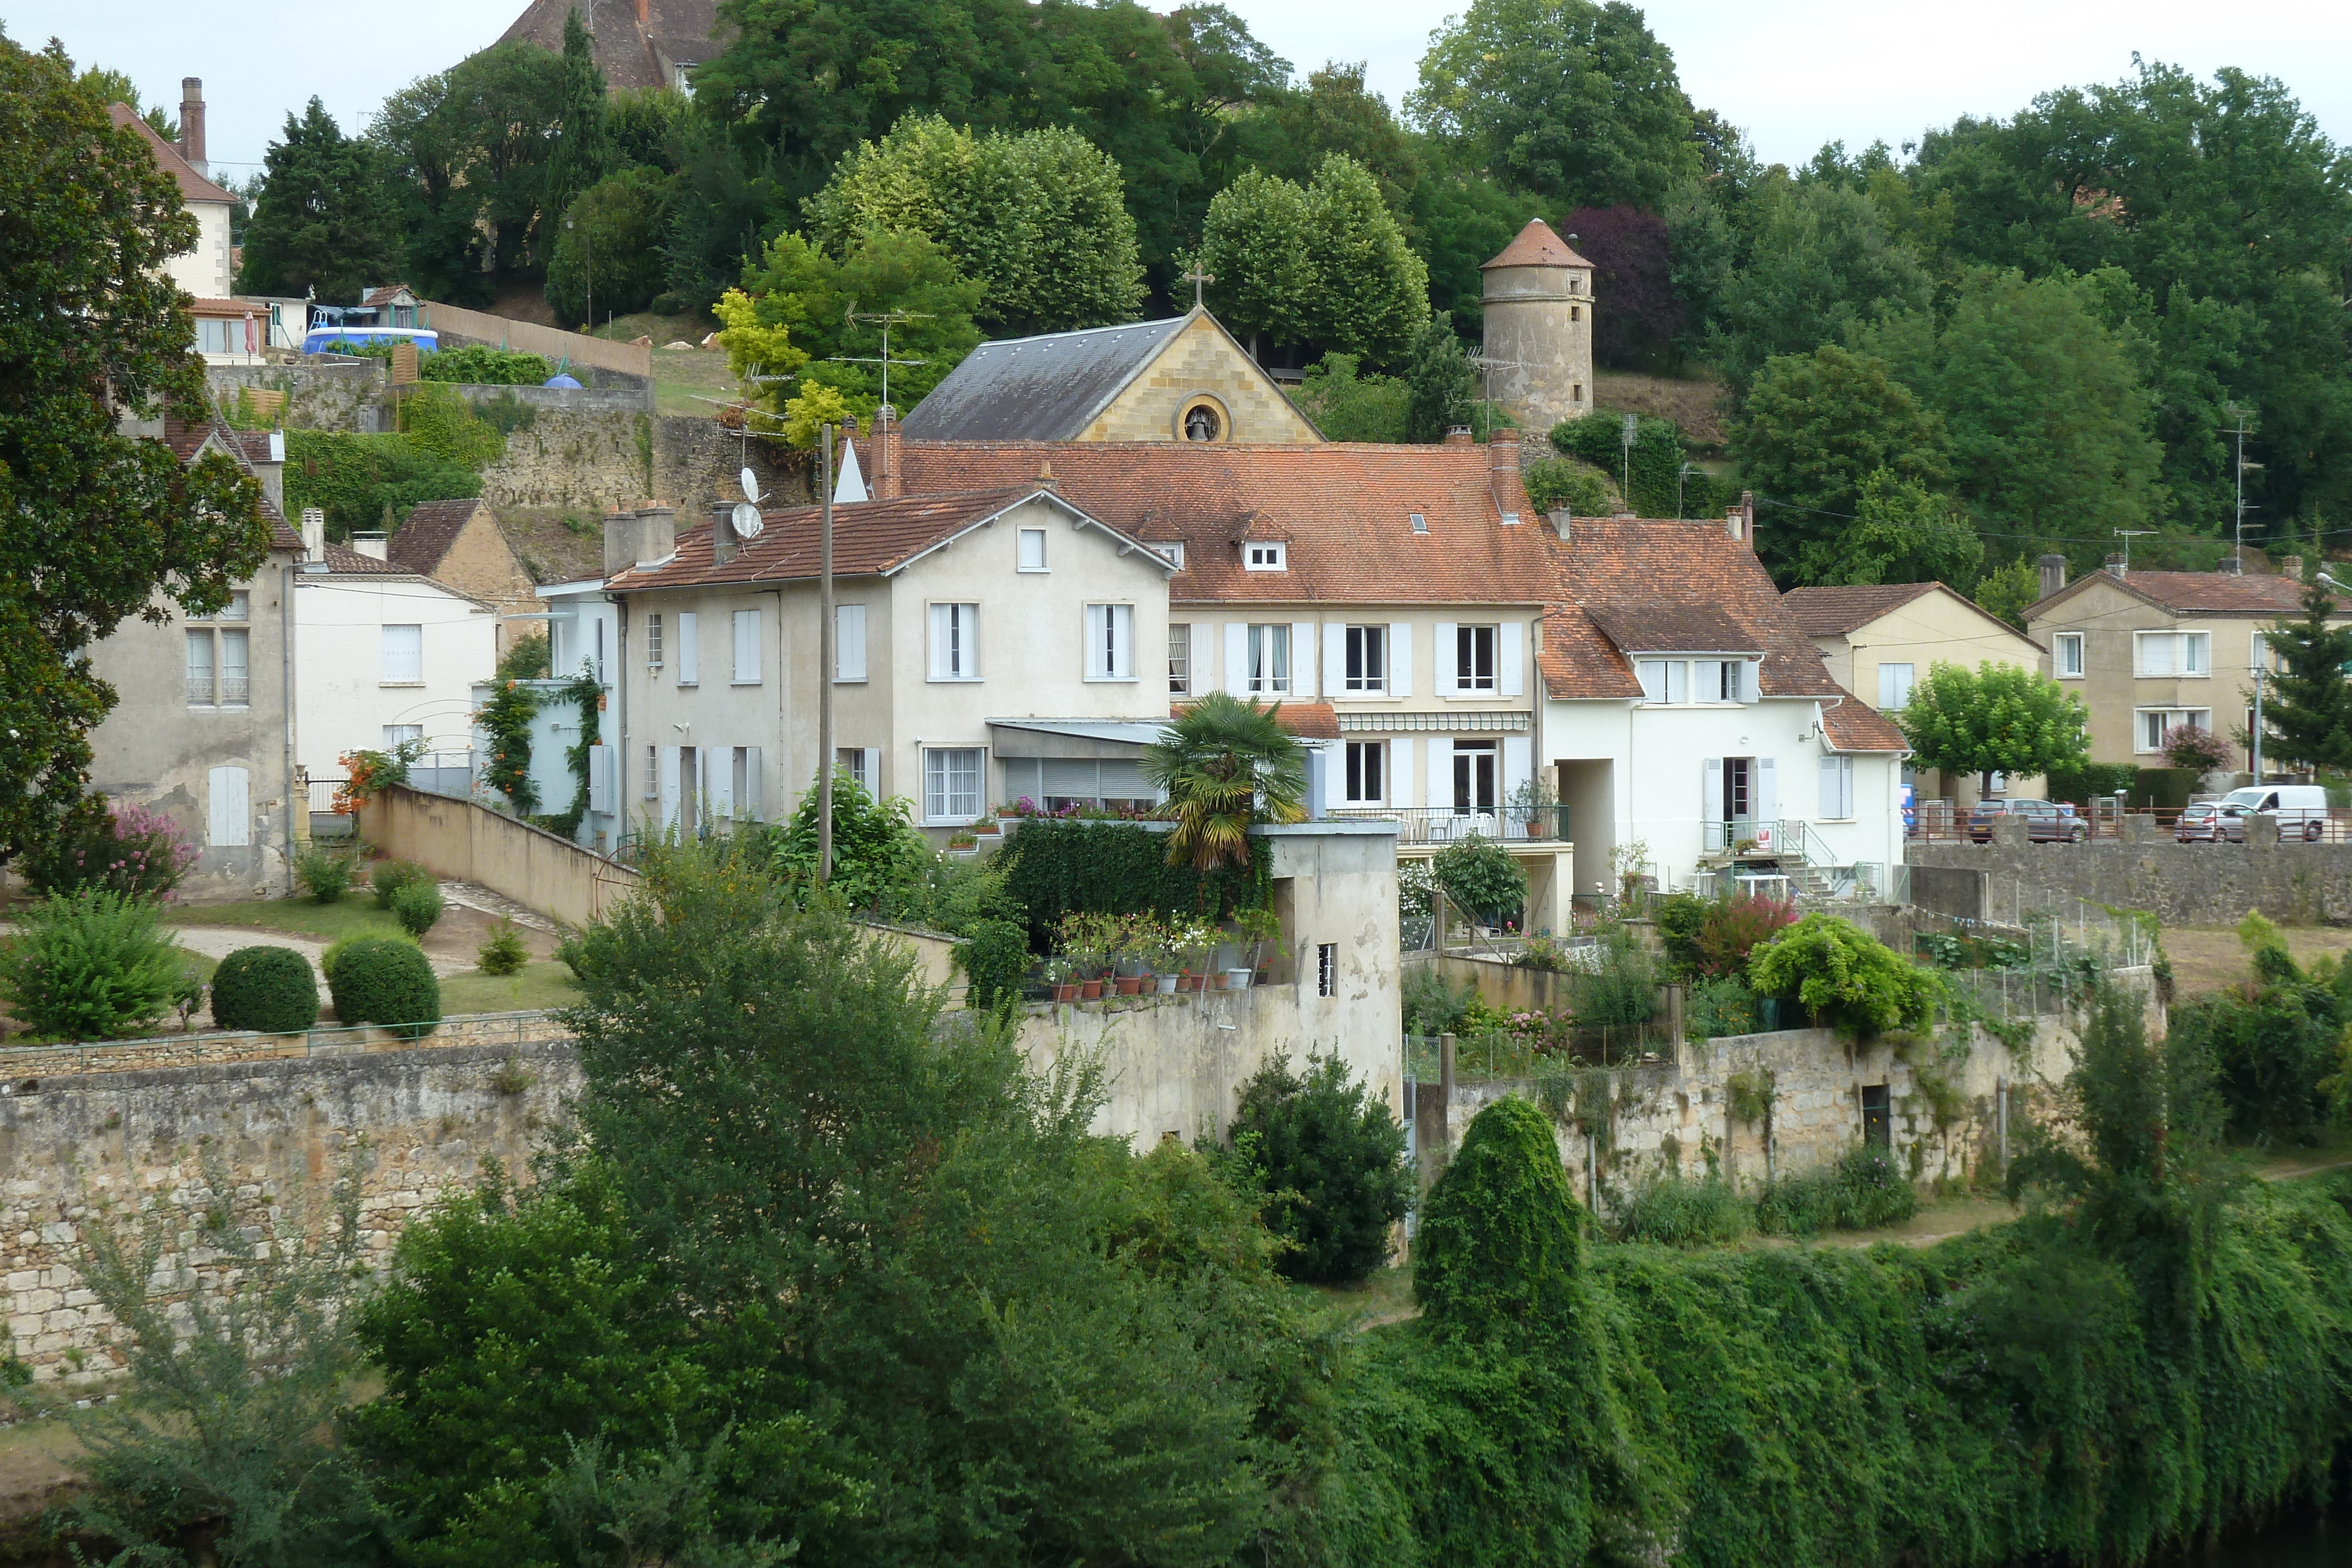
[1479,218,1596,439]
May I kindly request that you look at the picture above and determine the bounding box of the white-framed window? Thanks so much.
[1344,740,1385,803]
[643,745,659,800]
[1244,541,1287,571]
[1017,527,1048,571]
[1452,740,1498,813]
[221,590,249,621]
[1877,661,1915,710]
[219,629,250,704]
[2135,630,2210,677]
[1085,603,1135,680]
[382,623,423,684]
[837,747,869,791]
[1345,625,1387,692]
[2250,630,2271,673]
[2137,707,2214,753]
[923,747,983,822]
[1818,754,1855,820]
[1635,658,1688,704]
[929,603,979,680]
[645,613,664,670]
[731,609,761,684]
[383,724,423,747]
[1168,623,1191,695]
[185,630,215,706]
[1247,623,1290,694]
[676,611,699,684]
[1455,624,1498,691]
[1317,942,1338,998]
[836,603,867,681]
[2053,632,2083,678]
[1150,541,1185,569]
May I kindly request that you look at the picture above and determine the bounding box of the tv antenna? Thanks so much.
[2229,403,2262,565]
[2114,528,2156,571]
[831,305,928,410]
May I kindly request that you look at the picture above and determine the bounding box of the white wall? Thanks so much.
[164,200,233,301]
[296,577,495,778]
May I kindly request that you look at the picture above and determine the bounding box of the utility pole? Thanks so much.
[817,426,836,882]
[1621,412,1638,504]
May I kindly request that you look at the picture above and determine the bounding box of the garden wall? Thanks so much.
[360,784,637,928]
[1907,824,2352,925]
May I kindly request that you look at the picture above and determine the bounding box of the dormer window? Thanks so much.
[1245,541,1286,571]
[1151,541,1184,569]
[1409,512,1427,533]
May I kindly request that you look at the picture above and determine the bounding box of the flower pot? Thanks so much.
[1053,984,1078,1002]
[1178,974,1202,992]
[1225,968,1254,991]
[1155,973,1180,995]
[1207,972,1227,991]
[1115,976,1144,996]
[1081,980,1104,1000]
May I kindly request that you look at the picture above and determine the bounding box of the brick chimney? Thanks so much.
[871,404,902,500]
[1444,426,1474,446]
[2038,552,2068,600]
[2104,551,2127,579]
[1724,490,1757,547]
[1488,427,1526,523]
[2284,555,2304,583]
[179,78,206,177]
[604,503,676,579]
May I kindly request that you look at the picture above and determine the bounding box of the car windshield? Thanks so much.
[2223,788,2271,809]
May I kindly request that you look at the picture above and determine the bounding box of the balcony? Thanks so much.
[1326,804,1569,845]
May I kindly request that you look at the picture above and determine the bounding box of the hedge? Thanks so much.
[328,938,442,1032]
[209,945,319,1034]
[994,820,1269,950]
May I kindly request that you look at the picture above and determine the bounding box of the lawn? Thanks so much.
[2164,921,2352,997]
[172,895,405,944]
[440,961,580,1015]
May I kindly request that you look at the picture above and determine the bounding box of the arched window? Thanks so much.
[1184,404,1221,442]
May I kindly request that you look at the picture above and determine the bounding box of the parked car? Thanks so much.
[1967,799,2088,843]
[2175,801,2242,842]
[2219,784,2331,841]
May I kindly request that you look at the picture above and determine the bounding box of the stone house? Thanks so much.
[390,499,540,656]
[2023,556,2350,769]
[1783,580,2047,805]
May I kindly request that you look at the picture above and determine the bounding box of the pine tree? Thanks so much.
[2257,577,2352,771]
[540,9,610,253]
[237,98,396,300]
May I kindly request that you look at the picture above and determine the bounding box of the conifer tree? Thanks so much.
[540,9,610,235]
[2257,576,2352,771]
[236,98,396,301]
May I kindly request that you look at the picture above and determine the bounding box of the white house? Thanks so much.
[293,518,497,781]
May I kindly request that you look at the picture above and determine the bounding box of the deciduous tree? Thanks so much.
[1792,469,1983,589]
[1200,153,1428,363]
[546,167,672,328]
[1896,662,2091,791]
[1708,180,1932,392]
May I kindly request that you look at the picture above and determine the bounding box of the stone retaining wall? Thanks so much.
[1907,823,2352,925]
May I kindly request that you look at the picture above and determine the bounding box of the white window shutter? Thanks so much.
[1818,754,1837,818]
[1320,743,1342,814]
[1291,621,1317,698]
[1502,734,1531,804]
[743,746,763,820]
[1389,623,1413,697]
[1739,658,1760,703]
[1703,757,1722,823]
[677,613,698,684]
[208,765,249,847]
[1085,604,1107,678]
[836,604,866,680]
[930,604,951,680]
[1393,737,1415,805]
[1224,623,1248,696]
[1114,605,1134,678]
[863,748,881,796]
[1501,621,1524,698]
[1428,738,1453,811]
[1756,754,1779,825]
[1434,621,1458,693]
[660,746,681,830]
[710,750,735,820]
[1324,623,1347,693]
[588,744,613,814]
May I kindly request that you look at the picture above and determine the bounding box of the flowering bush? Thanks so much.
[337,738,426,814]
[2161,724,2231,773]
[1695,894,1799,978]
[20,800,198,902]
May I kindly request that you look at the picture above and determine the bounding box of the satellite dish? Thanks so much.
[731,500,764,540]
[740,466,761,503]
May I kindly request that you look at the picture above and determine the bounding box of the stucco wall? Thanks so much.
[164,201,233,301]
[295,576,496,775]
[360,784,639,928]
[1084,316,1321,444]
[1480,262,1595,436]
[1907,827,2352,925]
[2027,575,2281,768]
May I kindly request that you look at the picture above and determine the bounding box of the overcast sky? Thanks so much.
[6,0,2348,180]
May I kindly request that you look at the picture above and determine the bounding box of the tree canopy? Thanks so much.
[1896,662,2092,784]
[1199,153,1428,363]
[235,98,397,302]
[2257,577,2352,772]
[1730,345,1950,577]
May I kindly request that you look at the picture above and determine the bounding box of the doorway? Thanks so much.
[1860,1083,1890,1149]
[1452,741,1497,814]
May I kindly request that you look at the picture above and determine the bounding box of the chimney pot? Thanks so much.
[871,403,902,500]
[350,530,388,562]
[178,78,206,176]
[1739,489,1756,553]
[2284,555,2304,583]
[2037,552,2068,600]
[300,506,325,564]
[1487,426,1528,523]
[606,503,676,579]
[711,503,740,566]
[2104,551,2128,579]
[1444,426,1474,446]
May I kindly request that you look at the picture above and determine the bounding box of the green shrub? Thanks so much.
[1688,975,1760,1039]
[953,917,1031,1010]
[1573,924,1656,1025]
[417,344,552,385]
[295,847,355,904]
[370,860,435,909]
[1217,1054,1412,1284]
[1402,966,1476,1035]
[390,879,445,936]
[1651,889,1709,978]
[1414,1096,1583,1333]
[1431,833,1526,925]
[20,800,198,901]
[0,891,183,1041]
[1748,913,1942,1035]
[1756,1146,1918,1236]
[1522,455,1614,516]
[476,920,529,977]
[328,938,441,1031]
[209,946,320,1034]
[1613,1175,1753,1246]
[995,817,1272,944]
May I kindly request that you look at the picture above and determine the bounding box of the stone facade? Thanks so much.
[1909,821,2352,926]
[1479,220,1597,438]
[208,362,386,433]
[1082,315,1321,444]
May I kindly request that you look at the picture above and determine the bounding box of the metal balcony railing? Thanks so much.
[186,678,214,705]
[1327,804,1569,844]
[219,676,250,704]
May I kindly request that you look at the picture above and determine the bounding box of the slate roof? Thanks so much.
[1780,582,1941,637]
[108,104,235,205]
[886,438,1552,605]
[1481,218,1593,271]
[390,499,487,574]
[607,488,1174,593]
[499,0,723,90]
[2029,568,2347,621]
[897,317,1191,441]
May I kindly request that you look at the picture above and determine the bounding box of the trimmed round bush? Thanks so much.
[390,878,445,936]
[371,859,435,909]
[209,945,319,1034]
[329,937,441,1031]
[1221,1053,1411,1283]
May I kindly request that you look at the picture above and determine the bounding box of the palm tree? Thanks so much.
[1142,692,1309,872]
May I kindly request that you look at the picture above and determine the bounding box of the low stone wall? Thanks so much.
[360,784,637,928]
[0,1011,569,1082]
[446,382,650,416]
[206,360,383,432]
[1907,828,2352,925]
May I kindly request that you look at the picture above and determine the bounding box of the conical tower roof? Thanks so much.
[1480,218,1593,270]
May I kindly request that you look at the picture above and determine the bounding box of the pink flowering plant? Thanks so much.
[22,800,198,902]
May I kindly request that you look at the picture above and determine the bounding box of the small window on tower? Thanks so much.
[1571,306,1581,322]
[1572,383,1583,403]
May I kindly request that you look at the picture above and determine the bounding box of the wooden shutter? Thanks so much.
[863,748,881,797]
[1324,623,1348,694]
[1703,757,1722,827]
[1756,755,1778,826]
[660,747,681,830]
[836,604,866,680]
[1428,738,1453,811]
[1502,735,1531,807]
[1389,623,1413,697]
[1290,621,1317,697]
[587,744,613,815]
[710,748,736,820]
[1434,621,1458,693]
[1500,621,1524,697]
[676,613,699,684]
[208,765,249,847]
[1224,623,1248,696]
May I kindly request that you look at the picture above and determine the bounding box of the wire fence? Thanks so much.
[1406,1023,1675,1083]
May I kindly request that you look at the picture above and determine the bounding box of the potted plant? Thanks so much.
[1231,904,1283,988]
[1044,958,1077,1004]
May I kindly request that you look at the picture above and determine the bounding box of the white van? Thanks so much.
[2221,784,2333,841]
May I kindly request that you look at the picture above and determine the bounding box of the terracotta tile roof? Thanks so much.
[319,544,404,574]
[1481,218,1593,271]
[389,499,486,574]
[1170,700,1339,741]
[608,488,1171,593]
[1779,582,1941,637]
[498,0,723,90]
[887,439,1553,606]
[362,285,417,306]
[188,297,263,316]
[1821,698,1910,754]
[2054,569,2341,618]
[106,104,235,205]
[1542,519,1847,701]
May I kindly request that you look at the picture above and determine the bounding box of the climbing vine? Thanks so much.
[532,664,603,841]
[476,681,540,816]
